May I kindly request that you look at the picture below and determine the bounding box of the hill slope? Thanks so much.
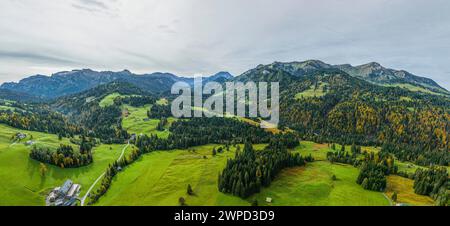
[238,60,448,95]
[235,63,450,166]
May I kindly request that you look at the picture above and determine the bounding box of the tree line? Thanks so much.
[413,167,448,206]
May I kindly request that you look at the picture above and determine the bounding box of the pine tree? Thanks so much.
[187,184,194,195]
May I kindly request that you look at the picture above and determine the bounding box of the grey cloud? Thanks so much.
[0,50,79,65]
[76,0,108,10]
[0,0,449,89]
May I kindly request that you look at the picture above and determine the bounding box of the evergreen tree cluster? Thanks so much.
[156,117,168,131]
[380,143,449,167]
[218,141,313,198]
[114,95,156,107]
[413,167,449,206]
[148,104,172,119]
[356,152,397,192]
[134,117,274,151]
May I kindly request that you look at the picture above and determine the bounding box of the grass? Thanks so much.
[121,104,176,139]
[295,82,328,99]
[95,142,391,206]
[385,175,434,206]
[99,94,176,138]
[249,161,389,206]
[95,144,254,206]
[0,123,130,206]
[396,161,426,175]
[99,93,122,107]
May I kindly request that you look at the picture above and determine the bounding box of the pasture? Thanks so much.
[95,142,391,206]
[0,124,129,206]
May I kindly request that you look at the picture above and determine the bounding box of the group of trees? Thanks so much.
[114,95,156,107]
[380,143,449,167]
[413,167,448,206]
[156,117,168,131]
[0,109,82,138]
[30,141,93,168]
[79,104,130,144]
[326,144,362,165]
[218,140,313,198]
[134,117,274,151]
[148,104,171,119]
[356,152,397,192]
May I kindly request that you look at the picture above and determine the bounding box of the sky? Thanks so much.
[1,0,450,89]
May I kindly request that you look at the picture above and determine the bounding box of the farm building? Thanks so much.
[46,179,81,206]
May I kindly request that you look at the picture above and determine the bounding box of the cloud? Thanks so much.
[74,0,109,10]
[0,50,79,65]
[0,0,449,89]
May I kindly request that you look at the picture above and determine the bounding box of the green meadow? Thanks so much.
[121,104,176,139]
[95,144,254,206]
[295,82,329,99]
[0,124,129,206]
[95,142,392,206]
[385,175,434,206]
[99,92,123,107]
[249,161,389,206]
[99,93,176,138]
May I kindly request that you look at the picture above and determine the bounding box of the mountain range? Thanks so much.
[0,60,448,101]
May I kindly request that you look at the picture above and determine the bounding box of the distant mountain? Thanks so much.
[50,81,147,115]
[0,88,42,102]
[1,69,234,100]
[203,71,233,83]
[334,62,447,93]
[1,59,447,101]
[237,60,448,95]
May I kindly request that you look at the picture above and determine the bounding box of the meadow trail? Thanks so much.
[80,141,130,206]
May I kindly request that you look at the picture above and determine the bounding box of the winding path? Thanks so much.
[80,141,130,206]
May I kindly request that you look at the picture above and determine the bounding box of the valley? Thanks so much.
[0,59,448,207]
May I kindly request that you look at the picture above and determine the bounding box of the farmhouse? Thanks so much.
[46,179,81,206]
[25,140,35,146]
[16,133,26,140]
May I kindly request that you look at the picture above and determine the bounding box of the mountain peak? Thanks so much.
[212,71,233,79]
[358,62,384,70]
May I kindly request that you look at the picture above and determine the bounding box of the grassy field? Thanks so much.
[95,144,256,206]
[95,141,392,206]
[99,93,123,107]
[121,104,176,139]
[295,82,328,99]
[0,124,129,206]
[385,175,434,206]
[249,161,390,206]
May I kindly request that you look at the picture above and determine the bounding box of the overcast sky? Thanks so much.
[1,0,449,89]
